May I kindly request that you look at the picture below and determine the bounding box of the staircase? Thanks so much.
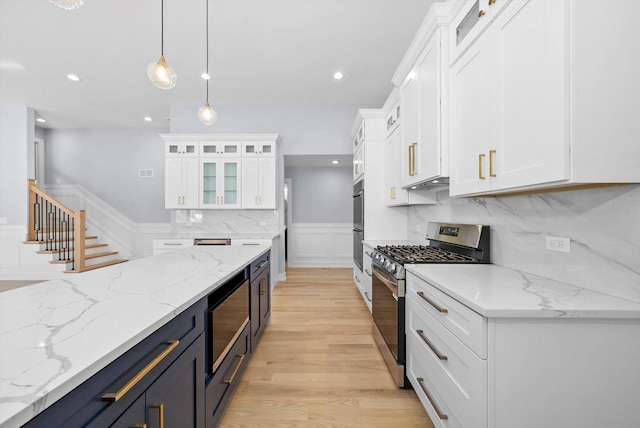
[27,180,128,273]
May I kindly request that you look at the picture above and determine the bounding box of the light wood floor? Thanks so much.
[0,280,43,293]
[218,267,434,428]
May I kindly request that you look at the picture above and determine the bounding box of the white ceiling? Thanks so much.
[0,0,438,130]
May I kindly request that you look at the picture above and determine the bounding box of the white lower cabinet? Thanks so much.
[406,271,640,428]
[152,238,194,255]
[353,264,372,313]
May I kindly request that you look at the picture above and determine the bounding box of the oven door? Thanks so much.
[372,263,406,387]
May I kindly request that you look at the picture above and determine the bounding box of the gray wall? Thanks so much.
[170,104,358,155]
[44,128,169,223]
[0,105,33,225]
[285,166,352,223]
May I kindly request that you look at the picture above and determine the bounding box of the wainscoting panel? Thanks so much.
[288,223,353,268]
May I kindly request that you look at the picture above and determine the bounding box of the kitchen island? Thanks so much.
[0,244,270,428]
[404,264,640,428]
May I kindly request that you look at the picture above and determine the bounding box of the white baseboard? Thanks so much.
[287,223,353,268]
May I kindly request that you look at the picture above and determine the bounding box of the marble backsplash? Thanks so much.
[172,209,279,236]
[408,184,640,303]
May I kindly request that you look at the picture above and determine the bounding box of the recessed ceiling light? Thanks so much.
[332,160,340,164]
[144,117,152,122]
[432,180,439,184]
[36,118,46,123]
[411,186,417,189]
[333,71,343,80]
[201,72,211,80]
[66,74,81,82]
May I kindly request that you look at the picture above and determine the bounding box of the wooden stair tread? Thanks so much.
[65,259,128,273]
[36,243,106,255]
[84,251,119,260]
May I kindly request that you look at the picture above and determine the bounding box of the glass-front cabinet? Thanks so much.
[200,159,241,208]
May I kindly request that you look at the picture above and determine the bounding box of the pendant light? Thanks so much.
[147,0,177,90]
[48,0,84,10]
[198,0,217,125]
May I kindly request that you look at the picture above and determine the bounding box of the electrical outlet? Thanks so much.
[546,236,570,253]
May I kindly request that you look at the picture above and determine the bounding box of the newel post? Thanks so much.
[27,179,36,241]
[74,210,86,271]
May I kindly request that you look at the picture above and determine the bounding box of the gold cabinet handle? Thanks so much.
[408,145,413,176]
[255,196,258,205]
[134,424,147,428]
[152,403,165,428]
[411,142,418,176]
[478,153,486,179]
[223,353,246,384]
[489,149,496,177]
[416,329,448,360]
[391,186,396,200]
[417,378,448,420]
[479,9,486,17]
[177,196,180,205]
[417,291,449,314]
[488,0,496,5]
[102,340,180,402]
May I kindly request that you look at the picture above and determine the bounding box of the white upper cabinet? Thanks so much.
[162,134,279,209]
[242,141,275,157]
[391,3,451,190]
[199,141,241,157]
[449,0,640,197]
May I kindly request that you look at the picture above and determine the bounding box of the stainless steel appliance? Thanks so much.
[352,180,364,271]
[371,222,490,387]
[207,269,249,373]
[194,238,232,246]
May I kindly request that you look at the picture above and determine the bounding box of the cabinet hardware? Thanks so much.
[364,291,372,302]
[411,142,418,176]
[151,403,165,428]
[479,9,486,17]
[417,329,448,360]
[417,378,448,420]
[408,145,413,176]
[102,340,180,402]
[260,280,266,295]
[134,424,147,428]
[488,0,496,5]
[489,149,496,177]
[255,196,258,205]
[223,354,246,384]
[257,260,268,270]
[391,186,396,200]
[163,243,182,246]
[416,291,448,313]
[479,154,486,179]
[177,196,180,205]
[364,269,371,276]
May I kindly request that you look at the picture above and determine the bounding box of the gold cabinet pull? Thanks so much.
[102,340,180,402]
[489,149,496,177]
[417,291,448,314]
[479,9,486,17]
[411,142,418,176]
[177,196,180,205]
[488,0,496,5]
[391,186,396,200]
[408,145,413,176]
[152,403,165,428]
[134,424,147,428]
[417,330,448,360]
[255,196,258,205]
[223,353,246,384]
[478,154,486,179]
[417,378,448,420]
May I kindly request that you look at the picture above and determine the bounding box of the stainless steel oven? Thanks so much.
[372,263,405,387]
[353,180,364,271]
[371,222,490,388]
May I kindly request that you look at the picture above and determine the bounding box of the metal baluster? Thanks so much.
[70,216,75,271]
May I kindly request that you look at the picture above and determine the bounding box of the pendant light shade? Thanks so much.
[198,0,217,125]
[148,0,177,89]
[147,55,177,90]
[48,0,84,10]
[198,102,217,125]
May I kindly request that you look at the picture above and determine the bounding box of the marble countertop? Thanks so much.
[153,232,279,240]
[406,264,640,318]
[0,244,270,428]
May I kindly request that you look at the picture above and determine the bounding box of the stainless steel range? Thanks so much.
[371,222,490,387]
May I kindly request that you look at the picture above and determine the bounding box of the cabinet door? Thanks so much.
[400,69,420,187]
[490,0,568,191]
[449,35,492,196]
[166,141,197,157]
[353,145,364,182]
[242,158,261,208]
[242,141,275,157]
[250,267,270,351]
[166,158,199,209]
[200,160,218,208]
[384,129,408,206]
[146,335,205,428]
[110,394,146,428]
[416,31,443,183]
[258,157,276,208]
[220,160,241,208]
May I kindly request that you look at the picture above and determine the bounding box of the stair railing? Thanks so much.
[28,179,86,272]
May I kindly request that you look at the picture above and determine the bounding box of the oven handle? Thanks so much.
[373,264,399,296]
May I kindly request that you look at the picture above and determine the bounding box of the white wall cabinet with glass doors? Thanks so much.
[449,0,640,197]
[165,141,199,209]
[162,134,280,210]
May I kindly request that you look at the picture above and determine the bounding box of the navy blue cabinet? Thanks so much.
[250,251,271,352]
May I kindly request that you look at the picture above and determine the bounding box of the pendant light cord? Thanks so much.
[161,0,164,55]
[205,0,209,102]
